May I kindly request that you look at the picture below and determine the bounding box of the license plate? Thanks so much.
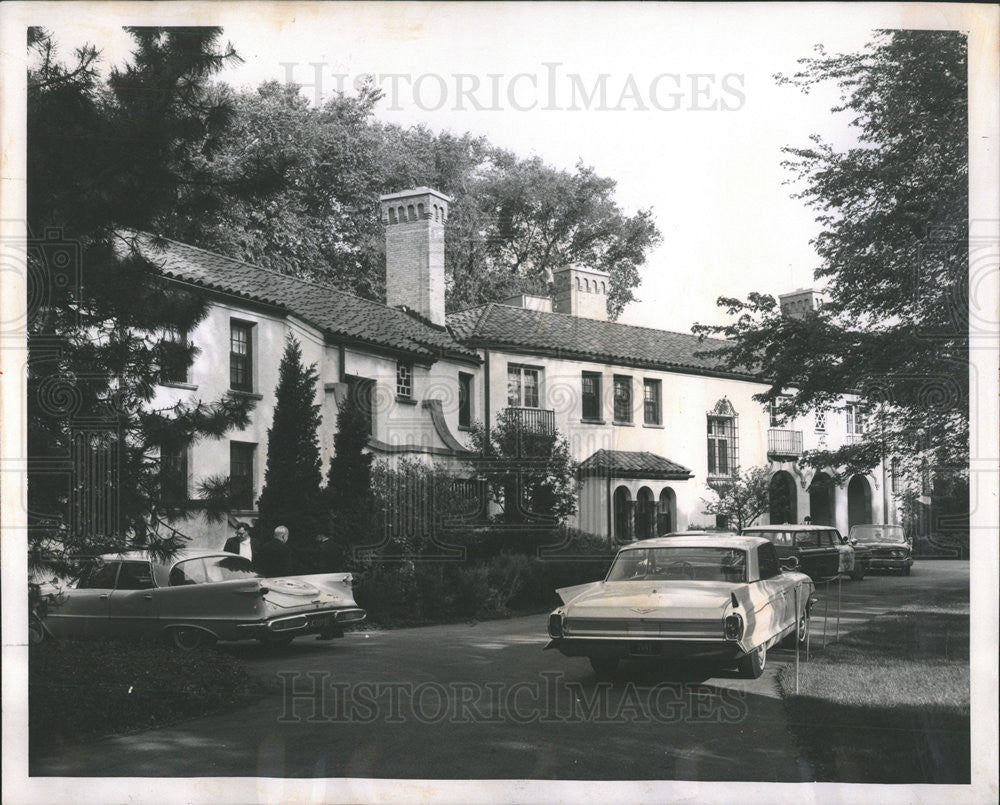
[629,641,660,656]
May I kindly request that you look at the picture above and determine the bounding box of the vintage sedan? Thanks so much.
[849,524,914,575]
[741,524,865,581]
[33,550,366,650]
[546,536,816,679]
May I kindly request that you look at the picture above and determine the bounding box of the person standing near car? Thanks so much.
[223,522,253,562]
[255,525,291,577]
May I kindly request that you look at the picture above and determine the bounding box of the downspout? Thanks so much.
[338,344,346,382]
[483,348,491,433]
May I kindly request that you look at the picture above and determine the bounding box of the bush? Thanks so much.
[351,528,615,628]
[30,638,270,749]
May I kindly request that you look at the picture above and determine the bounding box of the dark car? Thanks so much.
[849,524,914,575]
[741,525,865,581]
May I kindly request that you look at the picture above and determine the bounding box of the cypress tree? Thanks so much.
[326,385,376,555]
[257,336,324,542]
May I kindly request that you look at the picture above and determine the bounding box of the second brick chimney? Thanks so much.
[380,187,451,326]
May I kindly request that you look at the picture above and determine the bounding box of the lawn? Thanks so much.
[777,587,970,783]
[30,638,274,751]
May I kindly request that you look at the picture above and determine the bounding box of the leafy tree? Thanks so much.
[161,84,661,319]
[702,467,771,533]
[26,27,255,575]
[467,410,577,526]
[255,336,324,542]
[325,386,376,554]
[692,31,968,522]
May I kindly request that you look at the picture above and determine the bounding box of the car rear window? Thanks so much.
[78,561,119,589]
[169,558,208,586]
[203,555,258,582]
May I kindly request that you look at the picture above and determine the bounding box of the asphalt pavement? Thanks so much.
[31,560,969,780]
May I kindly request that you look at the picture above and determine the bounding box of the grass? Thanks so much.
[30,638,274,751]
[777,586,970,783]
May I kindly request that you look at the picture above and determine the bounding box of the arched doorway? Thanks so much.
[635,487,655,540]
[657,487,677,535]
[847,475,872,529]
[768,471,797,524]
[809,472,834,526]
[613,486,633,541]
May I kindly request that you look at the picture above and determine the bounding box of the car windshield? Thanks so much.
[606,547,747,583]
[850,525,906,543]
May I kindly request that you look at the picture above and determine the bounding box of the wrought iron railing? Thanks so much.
[768,428,804,456]
[503,406,556,434]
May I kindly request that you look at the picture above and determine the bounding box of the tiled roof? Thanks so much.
[578,449,694,480]
[446,303,754,378]
[134,233,478,362]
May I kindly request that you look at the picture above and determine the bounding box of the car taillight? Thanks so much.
[724,614,743,641]
[548,613,564,639]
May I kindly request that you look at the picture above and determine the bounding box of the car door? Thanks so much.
[107,560,160,638]
[45,560,119,638]
[795,530,839,579]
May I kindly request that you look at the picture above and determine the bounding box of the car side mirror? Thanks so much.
[849,538,858,546]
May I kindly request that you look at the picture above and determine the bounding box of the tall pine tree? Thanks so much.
[256,336,324,542]
[27,27,261,576]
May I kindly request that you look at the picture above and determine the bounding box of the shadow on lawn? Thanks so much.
[779,597,970,783]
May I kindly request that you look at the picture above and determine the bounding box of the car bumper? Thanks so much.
[546,637,741,661]
[866,558,913,570]
[235,607,367,637]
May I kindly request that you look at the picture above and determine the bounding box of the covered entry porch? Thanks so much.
[577,449,694,542]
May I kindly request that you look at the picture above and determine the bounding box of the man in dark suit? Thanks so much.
[223,523,253,561]
[255,525,291,578]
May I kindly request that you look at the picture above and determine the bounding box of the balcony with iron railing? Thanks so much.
[767,428,803,458]
[846,432,863,444]
[502,406,556,435]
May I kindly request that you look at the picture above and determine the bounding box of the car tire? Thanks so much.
[28,616,47,646]
[738,644,766,679]
[902,566,911,577]
[166,626,216,652]
[589,657,619,680]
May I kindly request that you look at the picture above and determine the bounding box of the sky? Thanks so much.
[36,3,944,331]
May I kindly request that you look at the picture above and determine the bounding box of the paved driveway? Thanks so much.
[31,560,968,780]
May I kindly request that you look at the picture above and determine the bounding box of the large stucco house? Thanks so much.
[148,187,891,550]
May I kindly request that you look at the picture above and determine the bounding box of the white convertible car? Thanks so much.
[546,535,816,679]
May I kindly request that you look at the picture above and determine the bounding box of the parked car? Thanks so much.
[546,535,816,679]
[848,524,914,575]
[741,524,865,581]
[32,550,366,650]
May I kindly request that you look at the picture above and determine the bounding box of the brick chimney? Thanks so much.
[379,187,451,326]
[551,265,610,321]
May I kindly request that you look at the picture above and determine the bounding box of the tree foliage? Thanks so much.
[702,467,772,533]
[692,31,968,491]
[467,411,578,526]
[26,27,254,571]
[325,386,376,552]
[161,83,661,318]
[256,337,325,542]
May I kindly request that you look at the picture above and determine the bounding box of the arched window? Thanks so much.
[636,487,655,540]
[706,398,738,479]
[398,206,405,222]
[657,487,677,535]
[600,282,606,294]
[388,208,397,224]
[407,204,415,221]
[417,203,425,219]
[576,277,582,290]
[613,486,633,542]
